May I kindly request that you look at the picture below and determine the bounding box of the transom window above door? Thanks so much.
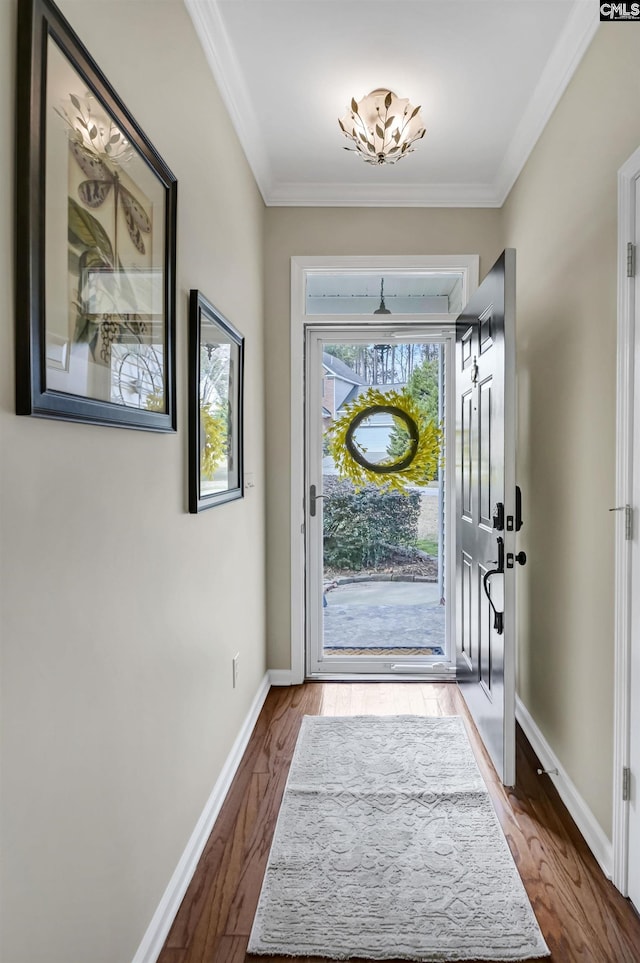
[305,273,466,316]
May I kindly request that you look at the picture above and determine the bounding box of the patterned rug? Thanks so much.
[248,715,549,961]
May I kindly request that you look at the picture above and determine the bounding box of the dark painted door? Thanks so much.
[456,250,519,786]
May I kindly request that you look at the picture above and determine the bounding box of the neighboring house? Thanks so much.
[321,351,364,424]
[322,352,408,467]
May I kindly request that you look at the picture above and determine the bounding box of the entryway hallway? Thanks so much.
[156,683,640,963]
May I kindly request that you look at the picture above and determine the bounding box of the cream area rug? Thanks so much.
[248,715,549,961]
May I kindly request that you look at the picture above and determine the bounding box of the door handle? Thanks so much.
[487,536,505,572]
[507,551,527,568]
[483,536,504,635]
[309,484,325,518]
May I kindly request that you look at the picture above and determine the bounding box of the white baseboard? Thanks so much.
[516,695,613,879]
[269,669,296,686]
[131,672,272,963]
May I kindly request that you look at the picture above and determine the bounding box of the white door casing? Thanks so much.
[288,256,480,685]
[613,145,640,902]
[455,250,518,787]
[630,192,640,909]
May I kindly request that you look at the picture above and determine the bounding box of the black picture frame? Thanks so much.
[189,291,244,513]
[15,0,177,430]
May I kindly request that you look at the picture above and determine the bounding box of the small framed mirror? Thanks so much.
[188,291,244,513]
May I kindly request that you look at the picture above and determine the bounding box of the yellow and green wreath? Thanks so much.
[325,385,442,493]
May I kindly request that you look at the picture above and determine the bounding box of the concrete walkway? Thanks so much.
[323,581,446,653]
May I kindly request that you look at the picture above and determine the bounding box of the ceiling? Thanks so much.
[185,0,599,208]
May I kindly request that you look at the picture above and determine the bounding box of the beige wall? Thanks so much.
[503,24,640,836]
[264,208,503,669]
[0,2,266,962]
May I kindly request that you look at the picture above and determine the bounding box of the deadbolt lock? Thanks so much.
[492,502,505,531]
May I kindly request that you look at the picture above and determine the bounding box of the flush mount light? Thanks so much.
[338,88,425,165]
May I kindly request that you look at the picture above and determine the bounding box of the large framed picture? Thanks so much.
[15,0,177,430]
[189,291,244,513]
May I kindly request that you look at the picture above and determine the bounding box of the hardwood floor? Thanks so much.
[157,683,640,963]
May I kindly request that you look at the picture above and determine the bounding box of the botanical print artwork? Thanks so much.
[16,0,176,430]
[44,38,166,410]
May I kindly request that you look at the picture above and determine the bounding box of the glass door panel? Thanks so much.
[306,331,454,676]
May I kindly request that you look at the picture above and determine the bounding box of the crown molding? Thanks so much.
[184,0,273,199]
[267,180,502,208]
[494,2,600,205]
[188,0,599,209]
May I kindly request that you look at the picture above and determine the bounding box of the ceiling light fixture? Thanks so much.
[373,279,391,315]
[339,88,425,166]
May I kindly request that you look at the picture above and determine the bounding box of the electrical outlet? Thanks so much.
[232,653,240,688]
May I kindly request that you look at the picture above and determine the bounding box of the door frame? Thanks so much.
[612,144,640,896]
[288,255,480,684]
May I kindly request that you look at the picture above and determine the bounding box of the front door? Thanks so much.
[455,250,520,786]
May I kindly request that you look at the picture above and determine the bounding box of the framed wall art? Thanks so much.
[15,0,177,430]
[189,291,244,513]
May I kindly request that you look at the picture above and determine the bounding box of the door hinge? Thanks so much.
[609,504,633,540]
[627,242,636,278]
[623,766,631,802]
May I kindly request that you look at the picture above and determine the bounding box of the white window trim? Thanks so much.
[289,255,480,684]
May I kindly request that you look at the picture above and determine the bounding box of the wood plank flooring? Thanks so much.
[157,683,640,963]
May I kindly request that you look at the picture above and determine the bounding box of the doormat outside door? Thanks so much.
[248,715,549,961]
